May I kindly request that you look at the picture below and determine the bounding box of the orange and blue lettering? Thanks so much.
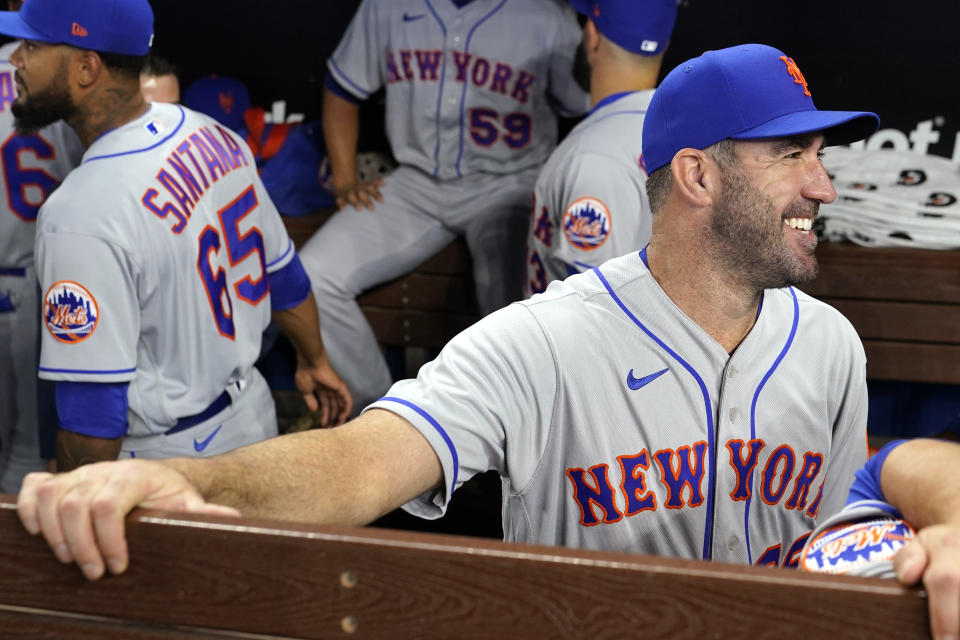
[489,63,513,95]
[653,441,707,509]
[452,51,472,82]
[726,438,765,501]
[414,50,443,81]
[533,206,552,246]
[400,50,414,80]
[760,445,796,505]
[190,133,225,182]
[785,452,823,510]
[510,70,535,103]
[618,450,657,516]
[471,57,491,87]
[566,464,622,526]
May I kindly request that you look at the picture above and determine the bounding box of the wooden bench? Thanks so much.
[800,242,960,385]
[285,211,960,384]
[0,498,929,639]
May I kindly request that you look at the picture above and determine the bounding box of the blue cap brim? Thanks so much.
[0,12,51,43]
[732,109,880,147]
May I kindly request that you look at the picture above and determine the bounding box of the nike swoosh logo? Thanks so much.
[403,13,426,21]
[193,425,223,452]
[626,368,668,390]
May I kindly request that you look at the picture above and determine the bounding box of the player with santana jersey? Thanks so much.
[525,0,676,297]
[35,103,318,460]
[0,39,83,492]
[299,0,589,411]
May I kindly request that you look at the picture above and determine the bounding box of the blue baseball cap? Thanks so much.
[641,44,880,174]
[569,0,677,55]
[0,0,153,56]
[184,75,251,133]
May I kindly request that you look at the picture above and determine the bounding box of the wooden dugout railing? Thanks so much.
[0,497,929,639]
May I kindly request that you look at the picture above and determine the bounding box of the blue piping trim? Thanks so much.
[588,91,635,116]
[592,265,717,560]
[424,0,448,177]
[328,59,370,99]
[266,237,295,269]
[83,105,186,163]
[380,396,459,502]
[743,287,799,563]
[40,366,136,375]
[454,0,509,178]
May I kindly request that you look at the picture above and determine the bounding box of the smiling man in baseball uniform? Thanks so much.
[301,0,589,411]
[0,0,351,471]
[15,41,960,640]
[525,0,676,297]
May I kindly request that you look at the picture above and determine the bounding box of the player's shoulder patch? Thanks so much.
[43,281,99,344]
[563,196,611,251]
[800,517,915,576]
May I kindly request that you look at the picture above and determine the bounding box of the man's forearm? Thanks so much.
[56,429,123,471]
[322,87,361,188]
[271,291,325,365]
[161,409,444,526]
[881,438,960,528]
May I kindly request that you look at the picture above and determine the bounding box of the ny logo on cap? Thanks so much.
[780,56,810,97]
[219,92,235,114]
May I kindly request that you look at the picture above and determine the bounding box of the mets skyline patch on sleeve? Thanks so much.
[44,280,99,344]
[563,196,612,251]
[800,517,915,578]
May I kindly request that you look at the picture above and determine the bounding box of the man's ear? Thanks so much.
[583,18,601,54]
[72,49,104,89]
[670,148,720,208]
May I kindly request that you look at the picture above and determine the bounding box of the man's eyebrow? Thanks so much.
[770,133,821,154]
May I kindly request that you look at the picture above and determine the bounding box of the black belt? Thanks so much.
[166,390,231,435]
[0,267,26,276]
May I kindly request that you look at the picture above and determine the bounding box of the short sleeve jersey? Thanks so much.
[369,251,868,566]
[35,103,296,436]
[0,41,83,269]
[525,90,654,297]
[327,0,589,180]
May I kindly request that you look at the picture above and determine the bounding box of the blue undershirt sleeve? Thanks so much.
[845,439,907,505]
[269,253,311,311]
[55,381,129,439]
[324,72,360,104]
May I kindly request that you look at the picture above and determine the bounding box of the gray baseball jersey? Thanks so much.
[525,90,654,297]
[368,250,868,566]
[301,0,588,410]
[326,0,587,180]
[35,103,293,450]
[0,41,83,491]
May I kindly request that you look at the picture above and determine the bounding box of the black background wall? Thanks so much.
[149,0,960,159]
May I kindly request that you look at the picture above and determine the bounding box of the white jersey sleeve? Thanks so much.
[367,302,558,517]
[326,0,384,100]
[547,153,648,271]
[35,233,140,381]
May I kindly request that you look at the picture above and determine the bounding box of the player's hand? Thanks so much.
[334,178,384,211]
[894,522,960,640]
[16,461,241,581]
[293,352,353,428]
